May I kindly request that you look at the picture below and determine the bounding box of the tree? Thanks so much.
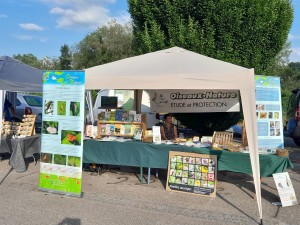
[271,41,298,117]
[59,44,72,70]
[13,53,42,69]
[128,0,293,74]
[13,53,60,70]
[41,56,60,70]
[277,62,300,115]
[72,20,134,69]
[128,0,294,134]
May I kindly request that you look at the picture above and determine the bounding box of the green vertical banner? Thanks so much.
[38,71,85,197]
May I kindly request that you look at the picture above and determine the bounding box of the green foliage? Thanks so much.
[13,53,42,69]
[54,154,66,165]
[67,156,81,167]
[61,130,81,146]
[39,173,81,194]
[128,0,293,131]
[13,54,60,70]
[274,62,300,120]
[289,62,300,71]
[72,19,134,69]
[57,101,66,115]
[70,102,80,116]
[42,121,58,134]
[128,0,293,74]
[270,42,300,120]
[59,44,72,70]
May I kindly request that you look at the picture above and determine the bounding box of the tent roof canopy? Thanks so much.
[0,56,42,92]
[85,47,253,90]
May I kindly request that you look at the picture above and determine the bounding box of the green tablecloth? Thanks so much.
[83,140,293,177]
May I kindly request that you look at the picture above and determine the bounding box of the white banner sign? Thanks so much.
[148,90,240,113]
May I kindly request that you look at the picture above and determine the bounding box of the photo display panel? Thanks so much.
[166,151,217,197]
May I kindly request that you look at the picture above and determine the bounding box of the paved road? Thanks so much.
[0,138,299,225]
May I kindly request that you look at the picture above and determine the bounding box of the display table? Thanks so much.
[0,135,41,172]
[83,140,293,177]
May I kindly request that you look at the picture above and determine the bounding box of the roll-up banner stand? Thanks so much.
[38,71,85,197]
[255,75,284,151]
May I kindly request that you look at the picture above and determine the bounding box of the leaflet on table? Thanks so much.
[273,172,298,207]
[39,70,85,197]
[255,75,284,151]
[152,126,161,144]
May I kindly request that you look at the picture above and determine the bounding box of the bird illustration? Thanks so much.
[70,102,78,116]
[44,101,53,114]
[152,92,168,107]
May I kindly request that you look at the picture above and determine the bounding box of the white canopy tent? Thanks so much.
[85,47,262,222]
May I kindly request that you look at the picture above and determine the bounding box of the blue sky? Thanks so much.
[0,0,299,62]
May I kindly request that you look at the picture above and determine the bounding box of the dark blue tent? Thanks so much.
[0,56,42,92]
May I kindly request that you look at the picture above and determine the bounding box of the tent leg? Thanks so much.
[253,177,262,200]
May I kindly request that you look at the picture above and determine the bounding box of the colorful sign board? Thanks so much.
[38,71,85,197]
[166,151,217,197]
[148,90,240,113]
[273,172,298,207]
[255,75,284,151]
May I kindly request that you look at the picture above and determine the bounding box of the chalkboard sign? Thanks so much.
[101,96,118,109]
[166,151,217,197]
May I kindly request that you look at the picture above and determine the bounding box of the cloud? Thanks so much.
[37,0,128,30]
[19,23,44,31]
[114,10,131,25]
[0,14,7,18]
[13,34,48,43]
[13,35,33,41]
[39,37,48,42]
[50,6,111,29]
[289,48,300,62]
[288,33,300,40]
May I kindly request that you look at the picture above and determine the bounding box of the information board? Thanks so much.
[166,151,217,197]
[255,75,284,151]
[38,70,85,197]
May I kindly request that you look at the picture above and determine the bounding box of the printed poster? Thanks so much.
[166,151,217,197]
[273,172,298,207]
[38,71,85,197]
[148,90,240,113]
[255,75,284,151]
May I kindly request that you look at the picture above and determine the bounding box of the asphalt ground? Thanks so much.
[0,137,299,225]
